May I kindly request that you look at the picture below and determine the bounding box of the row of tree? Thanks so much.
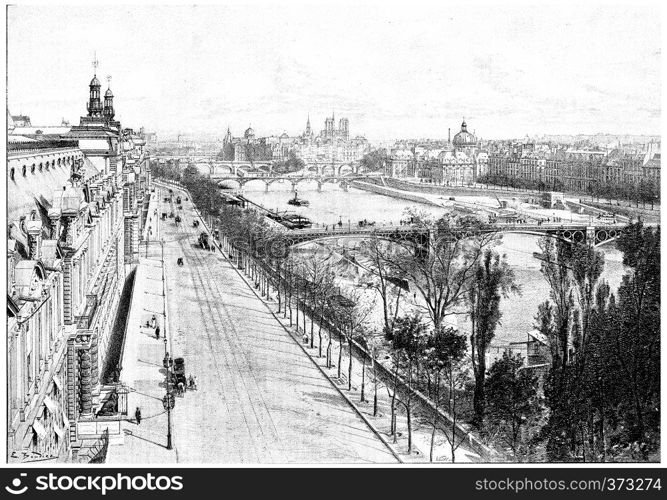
[477,173,659,208]
[152,164,659,462]
[535,224,660,461]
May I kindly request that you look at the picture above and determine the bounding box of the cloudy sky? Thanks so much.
[7,3,661,141]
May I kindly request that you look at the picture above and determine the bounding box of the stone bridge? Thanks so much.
[217,174,377,192]
[154,155,362,178]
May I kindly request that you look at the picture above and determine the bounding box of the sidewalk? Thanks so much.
[106,192,177,464]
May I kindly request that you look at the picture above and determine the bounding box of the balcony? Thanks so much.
[76,294,99,330]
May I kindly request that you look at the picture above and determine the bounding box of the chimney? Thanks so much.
[448,128,451,143]
[26,219,43,260]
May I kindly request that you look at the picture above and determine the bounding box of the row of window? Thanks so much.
[8,155,80,181]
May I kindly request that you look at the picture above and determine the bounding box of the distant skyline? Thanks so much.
[7,4,661,141]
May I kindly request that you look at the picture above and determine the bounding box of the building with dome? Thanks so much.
[219,114,370,165]
[452,119,478,155]
[7,61,152,463]
[387,118,486,184]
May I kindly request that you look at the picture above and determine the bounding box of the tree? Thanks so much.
[385,313,428,453]
[467,249,519,426]
[611,223,660,458]
[359,149,389,173]
[421,326,467,461]
[359,235,406,334]
[485,352,541,461]
[273,150,305,174]
[383,209,499,332]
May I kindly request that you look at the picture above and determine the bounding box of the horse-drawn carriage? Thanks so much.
[172,357,187,393]
[177,257,184,266]
[199,232,210,250]
[162,212,167,220]
[192,220,199,228]
[174,215,182,225]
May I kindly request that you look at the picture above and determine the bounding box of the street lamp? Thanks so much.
[163,337,173,450]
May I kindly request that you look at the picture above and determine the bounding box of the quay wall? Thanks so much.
[350,180,446,208]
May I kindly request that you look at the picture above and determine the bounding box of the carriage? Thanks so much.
[171,357,187,389]
[199,232,210,250]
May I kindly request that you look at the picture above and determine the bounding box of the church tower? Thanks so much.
[87,57,103,117]
[305,115,312,136]
[103,76,115,120]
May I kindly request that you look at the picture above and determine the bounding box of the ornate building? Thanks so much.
[388,119,486,185]
[219,114,370,166]
[7,63,152,462]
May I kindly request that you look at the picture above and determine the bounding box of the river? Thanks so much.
[239,182,628,354]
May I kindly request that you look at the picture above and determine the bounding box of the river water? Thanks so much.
[240,182,627,352]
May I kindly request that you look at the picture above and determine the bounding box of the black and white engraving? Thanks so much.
[5,4,660,465]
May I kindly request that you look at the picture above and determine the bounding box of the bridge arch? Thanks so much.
[218,179,242,189]
[305,164,321,175]
[214,164,235,175]
[337,164,354,176]
[292,177,320,188]
[321,165,335,177]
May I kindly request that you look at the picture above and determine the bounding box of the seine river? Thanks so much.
[240,181,627,351]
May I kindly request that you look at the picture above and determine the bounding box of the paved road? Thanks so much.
[155,186,396,463]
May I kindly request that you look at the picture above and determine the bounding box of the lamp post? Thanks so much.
[159,237,173,450]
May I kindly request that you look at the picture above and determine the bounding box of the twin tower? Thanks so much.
[86,72,115,121]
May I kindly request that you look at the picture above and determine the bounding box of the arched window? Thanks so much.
[31,164,36,174]
[10,167,15,181]
[39,163,43,172]
[22,165,27,177]
[57,158,61,167]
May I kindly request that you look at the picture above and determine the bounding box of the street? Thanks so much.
[107,186,397,463]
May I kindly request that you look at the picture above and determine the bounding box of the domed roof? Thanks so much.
[105,88,114,97]
[452,119,477,147]
[90,75,101,87]
[244,126,255,138]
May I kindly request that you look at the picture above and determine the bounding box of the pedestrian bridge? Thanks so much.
[281,222,631,252]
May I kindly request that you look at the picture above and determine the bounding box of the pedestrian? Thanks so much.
[155,325,160,340]
[135,407,142,425]
[150,315,157,329]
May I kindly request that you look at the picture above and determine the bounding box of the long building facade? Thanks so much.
[7,67,152,462]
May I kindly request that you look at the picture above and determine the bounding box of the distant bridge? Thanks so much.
[154,154,362,178]
[217,174,379,192]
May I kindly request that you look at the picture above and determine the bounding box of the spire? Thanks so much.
[92,51,99,75]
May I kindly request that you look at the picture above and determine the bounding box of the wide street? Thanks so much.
[107,185,396,464]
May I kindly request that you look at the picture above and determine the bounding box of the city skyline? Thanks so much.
[7,4,661,141]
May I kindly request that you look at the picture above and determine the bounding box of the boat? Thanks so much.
[287,190,310,207]
[281,213,313,229]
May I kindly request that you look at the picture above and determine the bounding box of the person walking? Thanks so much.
[150,315,157,329]
[155,325,161,340]
[135,407,142,425]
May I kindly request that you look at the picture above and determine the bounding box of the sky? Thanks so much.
[6,3,661,141]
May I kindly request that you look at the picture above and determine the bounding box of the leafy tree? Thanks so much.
[385,313,428,453]
[360,149,389,173]
[421,326,467,461]
[485,352,541,461]
[467,249,519,426]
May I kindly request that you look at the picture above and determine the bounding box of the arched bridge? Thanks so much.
[218,174,377,192]
[280,222,633,254]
